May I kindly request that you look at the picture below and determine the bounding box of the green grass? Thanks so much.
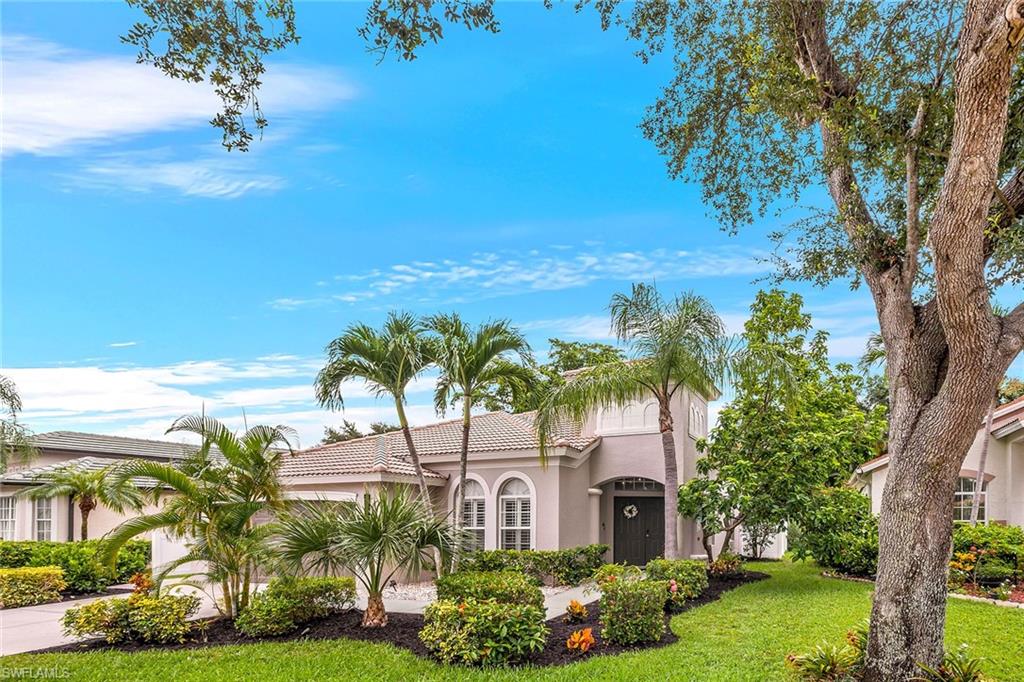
[6,561,1023,681]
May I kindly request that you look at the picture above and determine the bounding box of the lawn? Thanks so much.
[6,561,1023,681]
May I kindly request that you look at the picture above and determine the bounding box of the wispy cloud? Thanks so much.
[271,245,772,309]
[108,341,137,348]
[1,34,356,156]
[520,315,616,341]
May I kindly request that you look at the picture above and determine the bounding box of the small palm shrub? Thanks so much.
[235,576,357,637]
[0,566,67,608]
[566,627,595,655]
[598,579,667,645]
[645,558,708,610]
[435,570,543,610]
[62,593,201,644]
[915,645,988,682]
[420,598,548,666]
[786,643,859,680]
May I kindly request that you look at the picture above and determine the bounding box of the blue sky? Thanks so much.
[3,3,1014,447]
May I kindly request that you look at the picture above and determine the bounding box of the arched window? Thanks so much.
[499,477,532,550]
[643,402,659,429]
[621,403,644,430]
[599,407,618,432]
[457,479,486,551]
[953,477,987,522]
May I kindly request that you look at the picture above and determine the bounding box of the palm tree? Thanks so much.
[0,375,35,473]
[426,314,533,569]
[100,415,296,618]
[316,312,434,499]
[18,463,144,540]
[274,487,460,627]
[536,284,728,560]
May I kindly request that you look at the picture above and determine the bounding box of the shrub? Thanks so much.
[0,566,67,608]
[952,524,1023,567]
[461,544,608,585]
[915,645,987,682]
[420,598,548,666]
[645,558,708,610]
[708,550,744,578]
[235,576,357,637]
[785,643,859,680]
[129,571,154,595]
[563,599,588,623]
[0,540,150,593]
[62,593,200,644]
[566,627,595,655]
[598,579,667,645]
[591,562,642,589]
[435,570,544,610]
[791,487,879,577]
[975,557,1016,585]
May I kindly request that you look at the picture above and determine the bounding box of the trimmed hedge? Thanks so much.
[235,576,357,637]
[0,566,67,608]
[599,579,667,645]
[62,593,200,644]
[420,598,548,666]
[0,540,150,593]
[435,570,544,611]
[460,544,608,585]
[645,558,708,610]
[953,523,1023,582]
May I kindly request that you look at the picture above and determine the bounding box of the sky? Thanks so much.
[3,2,1019,449]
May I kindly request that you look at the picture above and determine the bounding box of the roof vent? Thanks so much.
[371,435,388,472]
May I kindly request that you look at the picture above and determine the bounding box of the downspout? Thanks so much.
[67,494,74,541]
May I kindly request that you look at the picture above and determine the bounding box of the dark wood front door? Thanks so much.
[613,496,665,565]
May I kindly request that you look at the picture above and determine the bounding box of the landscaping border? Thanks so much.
[820,570,1024,610]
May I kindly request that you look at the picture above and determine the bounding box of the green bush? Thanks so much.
[62,593,200,644]
[708,550,745,578]
[791,487,879,577]
[591,562,642,589]
[235,576,356,637]
[420,598,548,666]
[974,557,1016,584]
[953,524,1023,577]
[0,566,67,608]
[461,544,608,585]
[645,558,708,609]
[435,570,544,610]
[0,540,150,593]
[599,579,667,645]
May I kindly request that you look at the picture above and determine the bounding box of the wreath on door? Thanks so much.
[623,504,639,519]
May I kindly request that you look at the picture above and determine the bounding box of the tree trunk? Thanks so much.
[450,397,472,572]
[78,496,96,540]
[658,400,679,560]
[395,400,430,500]
[969,399,994,525]
[362,593,388,628]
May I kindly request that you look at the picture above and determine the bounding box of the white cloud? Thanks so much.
[272,245,772,309]
[520,315,615,341]
[1,35,356,156]
[108,341,137,348]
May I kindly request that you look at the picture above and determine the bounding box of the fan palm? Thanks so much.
[316,312,434,499]
[0,375,35,473]
[426,314,533,569]
[99,415,297,618]
[536,283,729,559]
[274,487,461,627]
[18,463,144,540]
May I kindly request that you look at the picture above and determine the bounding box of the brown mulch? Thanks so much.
[32,571,769,668]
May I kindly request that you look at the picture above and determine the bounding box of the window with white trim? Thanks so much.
[621,403,644,430]
[34,498,53,541]
[953,477,986,522]
[457,479,486,551]
[499,478,532,550]
[0,497,15,540]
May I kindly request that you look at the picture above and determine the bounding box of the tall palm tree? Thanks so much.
[427,314,533,569]
[100,415,296,618]
[536,284,728,560]
[0,375,35,473]
[274,487,460,628]
[316,312,434,499]
[19,463,144,540]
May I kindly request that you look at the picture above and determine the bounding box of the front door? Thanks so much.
[613,496,665,565]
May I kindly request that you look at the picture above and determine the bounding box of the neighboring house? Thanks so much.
[0,389,715,565]
[0,431,189,541]
[853,395,1024,525]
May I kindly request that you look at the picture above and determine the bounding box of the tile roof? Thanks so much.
[281,411,597,480]
[31,431,201,460]
[0,456,163,488]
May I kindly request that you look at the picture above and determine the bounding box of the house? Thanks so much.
[0,389,715,565]
[853,394,1024,525]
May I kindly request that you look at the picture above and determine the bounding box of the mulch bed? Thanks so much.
[32,571,768,667]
